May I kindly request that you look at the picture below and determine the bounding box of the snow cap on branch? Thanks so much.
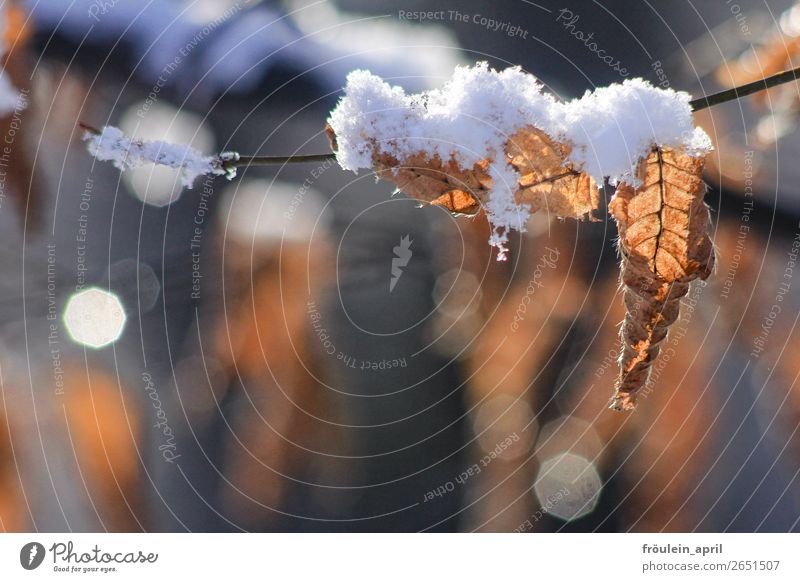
[561,78,712,183]
[82,125,238,187]
[329,62,711,184]
[328,64,557,173]
[327,63,712,258]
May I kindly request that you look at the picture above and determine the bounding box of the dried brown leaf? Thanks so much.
[325,123,716,412]
[325,124,600,222]
[609,146,714,410]
[507,126,599,219]
[0,1,36,225]
[430,189,482,216]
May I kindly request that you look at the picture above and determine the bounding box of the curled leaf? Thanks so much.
[506,126,599,220]
[609,146,714,410]
[430,189,482,216]
[325,123,600,222]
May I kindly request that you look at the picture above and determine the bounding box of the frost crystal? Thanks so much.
[83,126,233,188]
[485,161,531,261]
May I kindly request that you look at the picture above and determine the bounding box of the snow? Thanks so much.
[327,62,712,258]
[486,161,531,261]
[83,126,236,187]
[561,78,712,183]
[0,71,22,115]
[328,64,556,173]
[0,4,25,116]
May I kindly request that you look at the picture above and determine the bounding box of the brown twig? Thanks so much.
[689,64,800,111]
[224,153,336,169]
[212,65,800,164]
[78,122,100,135]
[78,122,337,169]
[78,65,800,168]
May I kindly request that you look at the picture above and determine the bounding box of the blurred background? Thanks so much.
[0,0,800,532]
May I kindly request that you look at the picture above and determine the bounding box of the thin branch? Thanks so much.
[220,65,800,163]
[78,122,100,134]
[228,153,336,168]
[79,66,800,169]
[79,122,337,171]
[689,65,800,111]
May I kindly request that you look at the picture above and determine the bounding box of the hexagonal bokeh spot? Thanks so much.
[533,453,602,522]
[64,288,127,349]
[472,395,535,461]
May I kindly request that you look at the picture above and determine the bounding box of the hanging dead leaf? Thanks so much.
[430,189,482,216]
[506,126,600,219]
[0,0,37,226]
[325,124,600,221]
[0,407,24,531]
[2,1,30,49]
[324,123,714,413]
[609,146,714,410]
